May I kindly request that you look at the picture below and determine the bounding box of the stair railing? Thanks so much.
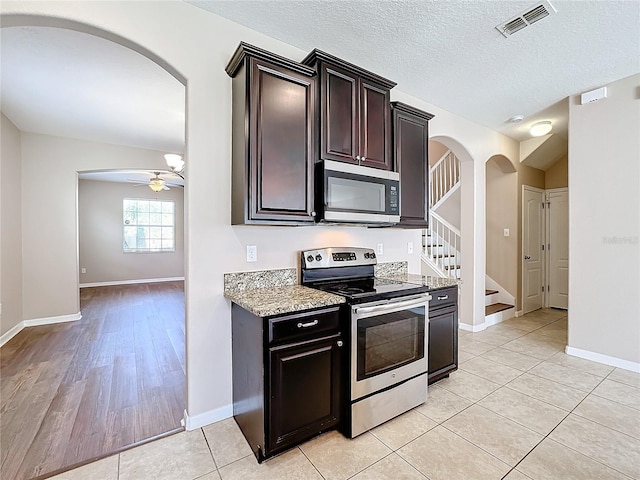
[430,150,460,207]
[423,211,461,279]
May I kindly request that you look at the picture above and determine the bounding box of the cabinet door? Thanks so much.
[360,80,392,170]
[393,108,429,227]
[249,58,315,222]
[320,63,359,164]
[428,304,458,384]
[268,335,342,454]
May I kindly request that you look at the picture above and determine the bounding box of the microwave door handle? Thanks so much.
[354,294,431,315]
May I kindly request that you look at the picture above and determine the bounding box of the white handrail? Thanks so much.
[423,211,461,279]
[429,150,460,207]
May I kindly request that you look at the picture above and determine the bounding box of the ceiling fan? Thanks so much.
[126,171,184,192]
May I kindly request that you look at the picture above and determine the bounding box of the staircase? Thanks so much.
[425,147,515,326]
[484,289,515,325]
[422,150,461,279]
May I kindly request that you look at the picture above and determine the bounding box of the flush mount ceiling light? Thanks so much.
[530,121,552,137]
[164,153,185,174]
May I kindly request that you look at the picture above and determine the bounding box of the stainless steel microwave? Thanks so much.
[316,160,400,225]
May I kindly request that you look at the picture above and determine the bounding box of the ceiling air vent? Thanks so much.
[496,0,557,38]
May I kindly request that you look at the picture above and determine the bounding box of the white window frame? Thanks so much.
[123,198,175,253]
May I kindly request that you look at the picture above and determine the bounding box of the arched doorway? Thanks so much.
[430,135,485,331]
[0,20,188,479]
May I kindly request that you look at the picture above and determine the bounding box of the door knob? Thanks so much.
[337,340,344,347]
[524,255,531,260]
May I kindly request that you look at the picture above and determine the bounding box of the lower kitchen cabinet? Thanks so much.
[231,304,343,462]
[428,286,458,384]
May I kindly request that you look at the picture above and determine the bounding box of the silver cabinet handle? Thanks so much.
[337,340,343,347]
[356,155,361,161]
[361,156,366,162]
[310,211,316,217]
[524,255,531,260]
[437,295,449,300]
[297,319,318,328]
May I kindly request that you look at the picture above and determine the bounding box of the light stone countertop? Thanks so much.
[379,273,461,291]
[224,285,345,318]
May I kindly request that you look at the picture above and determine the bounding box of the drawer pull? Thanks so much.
[437,295,449,300]
[297,319,319,329]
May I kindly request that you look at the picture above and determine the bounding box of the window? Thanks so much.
[123,198,175,253]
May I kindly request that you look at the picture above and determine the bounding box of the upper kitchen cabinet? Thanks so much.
[302,50,396,171]
[391,102,434,228]
[226,43,317,225]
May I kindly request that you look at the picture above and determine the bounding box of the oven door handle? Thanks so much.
[353,294,431,315]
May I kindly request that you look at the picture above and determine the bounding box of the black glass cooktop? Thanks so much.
[311,277,429,304]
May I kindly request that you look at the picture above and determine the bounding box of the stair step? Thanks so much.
[485,303,514,316]
[485,289,499,296]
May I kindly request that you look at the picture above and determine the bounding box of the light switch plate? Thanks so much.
[377,243,384,255]
[503,229,510,237]
[81,268,87,274]
[407,242,414,254]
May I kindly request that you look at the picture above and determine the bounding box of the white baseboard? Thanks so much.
[0,322,24,347]
[1,312,82,347]
[183,404,233,430]
[80,277,185,288]
[565,346,640,373]
[459,322,487,333]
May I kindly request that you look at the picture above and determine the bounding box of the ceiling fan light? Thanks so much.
[164,153,185,173]
[529,121,552,137]
[149,178,165,192]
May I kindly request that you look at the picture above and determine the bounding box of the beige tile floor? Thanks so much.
[51,308,640,480]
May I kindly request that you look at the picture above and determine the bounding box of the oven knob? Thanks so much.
[315,254,323,262]
[306,255,314,262]
[370,252,376,259]
[364,252,370,259]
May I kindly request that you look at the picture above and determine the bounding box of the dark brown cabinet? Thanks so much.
[231,304,343,462]
[302,50,396,170]
[391,102,434,228]
[226,43,317,224]
[428,286,458,384]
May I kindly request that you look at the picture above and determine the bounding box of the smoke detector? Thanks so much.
[496,0,557,37]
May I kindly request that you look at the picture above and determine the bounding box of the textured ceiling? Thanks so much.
[0,26,185,153]
[187,0,640,141]
[1,1,638,161]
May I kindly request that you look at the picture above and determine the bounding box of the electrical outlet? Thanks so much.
[407,242,414,254]
[81,268,87,274]
[377,243,384,255]
[503,229,510,237]
[246,245,257,262]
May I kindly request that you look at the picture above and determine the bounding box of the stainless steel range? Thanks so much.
[301,247,431,437]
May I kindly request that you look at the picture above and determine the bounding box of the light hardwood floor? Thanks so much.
[0,281,186,480]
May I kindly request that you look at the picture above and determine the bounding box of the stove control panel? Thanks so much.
[301,247,377,269]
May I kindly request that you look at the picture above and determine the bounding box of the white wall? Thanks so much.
[1,1,521,424]
[568,73,640,368]
[486,158,517,298]
[0,113,23,336]
[20,133,174,320]
[79,179,184,284]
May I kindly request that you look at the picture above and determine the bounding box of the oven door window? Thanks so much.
[356,307,425,381]
[327,176,386,213]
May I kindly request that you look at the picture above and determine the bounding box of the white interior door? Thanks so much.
[547,189,569,309]
[523,186,544,314]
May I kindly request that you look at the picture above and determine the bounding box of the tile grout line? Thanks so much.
[504,364,634,479]
[296,446,327,480]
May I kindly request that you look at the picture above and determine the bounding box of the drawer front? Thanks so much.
[269,307,341,345]
[429,287,458,310]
